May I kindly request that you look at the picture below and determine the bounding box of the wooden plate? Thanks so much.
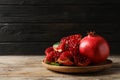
[42,59,112,73]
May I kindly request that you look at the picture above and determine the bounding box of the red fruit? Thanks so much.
[53,37,69,52]
[58,34,81,55]
[45,47,61,63]
[79,32,110,64]
[54,51,61,61]
[74,54,91,66]
[45,47,54,56]
[53,42,65,52]
[67,34,81,56]
[57,51,74,66]
[45,51,55,62]
[61,34,81,48]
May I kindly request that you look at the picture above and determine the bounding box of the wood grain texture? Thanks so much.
[0,0,119,5]
[0,42,55,55]
[0,23,119,42]
[0,5,119,23]
[0,23,119,55]
[0,77,119,80]
[0,0,119,55]
[0,56,119,80]
[0,42,119,55]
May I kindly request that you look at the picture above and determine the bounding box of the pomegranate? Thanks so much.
[74,54,91,66]
[79,32,110,64]
[44,47,61,63]
[57,51,74,66]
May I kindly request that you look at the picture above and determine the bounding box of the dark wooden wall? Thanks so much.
[0,0,119,55]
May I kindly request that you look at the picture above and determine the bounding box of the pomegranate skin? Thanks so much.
[79,34,110,64]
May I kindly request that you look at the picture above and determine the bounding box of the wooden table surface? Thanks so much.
[0,55,119,80]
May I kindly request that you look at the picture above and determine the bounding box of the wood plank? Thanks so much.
[0,56,119,79]
[0,5,119,22]
[0,23,119,55]
[0,0,119,5]
[0,23,119,42]
[0,77,119,80]
[0,42,55,55]
[0,42,119,55]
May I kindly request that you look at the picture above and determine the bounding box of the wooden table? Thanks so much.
[0,55,119,80]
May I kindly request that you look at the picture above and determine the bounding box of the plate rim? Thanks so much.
[42,59,112,68]
[42,59,113,73]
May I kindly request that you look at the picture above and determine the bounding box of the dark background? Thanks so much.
[0,0,119,55]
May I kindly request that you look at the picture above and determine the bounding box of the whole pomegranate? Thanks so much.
[79,32,110,64]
